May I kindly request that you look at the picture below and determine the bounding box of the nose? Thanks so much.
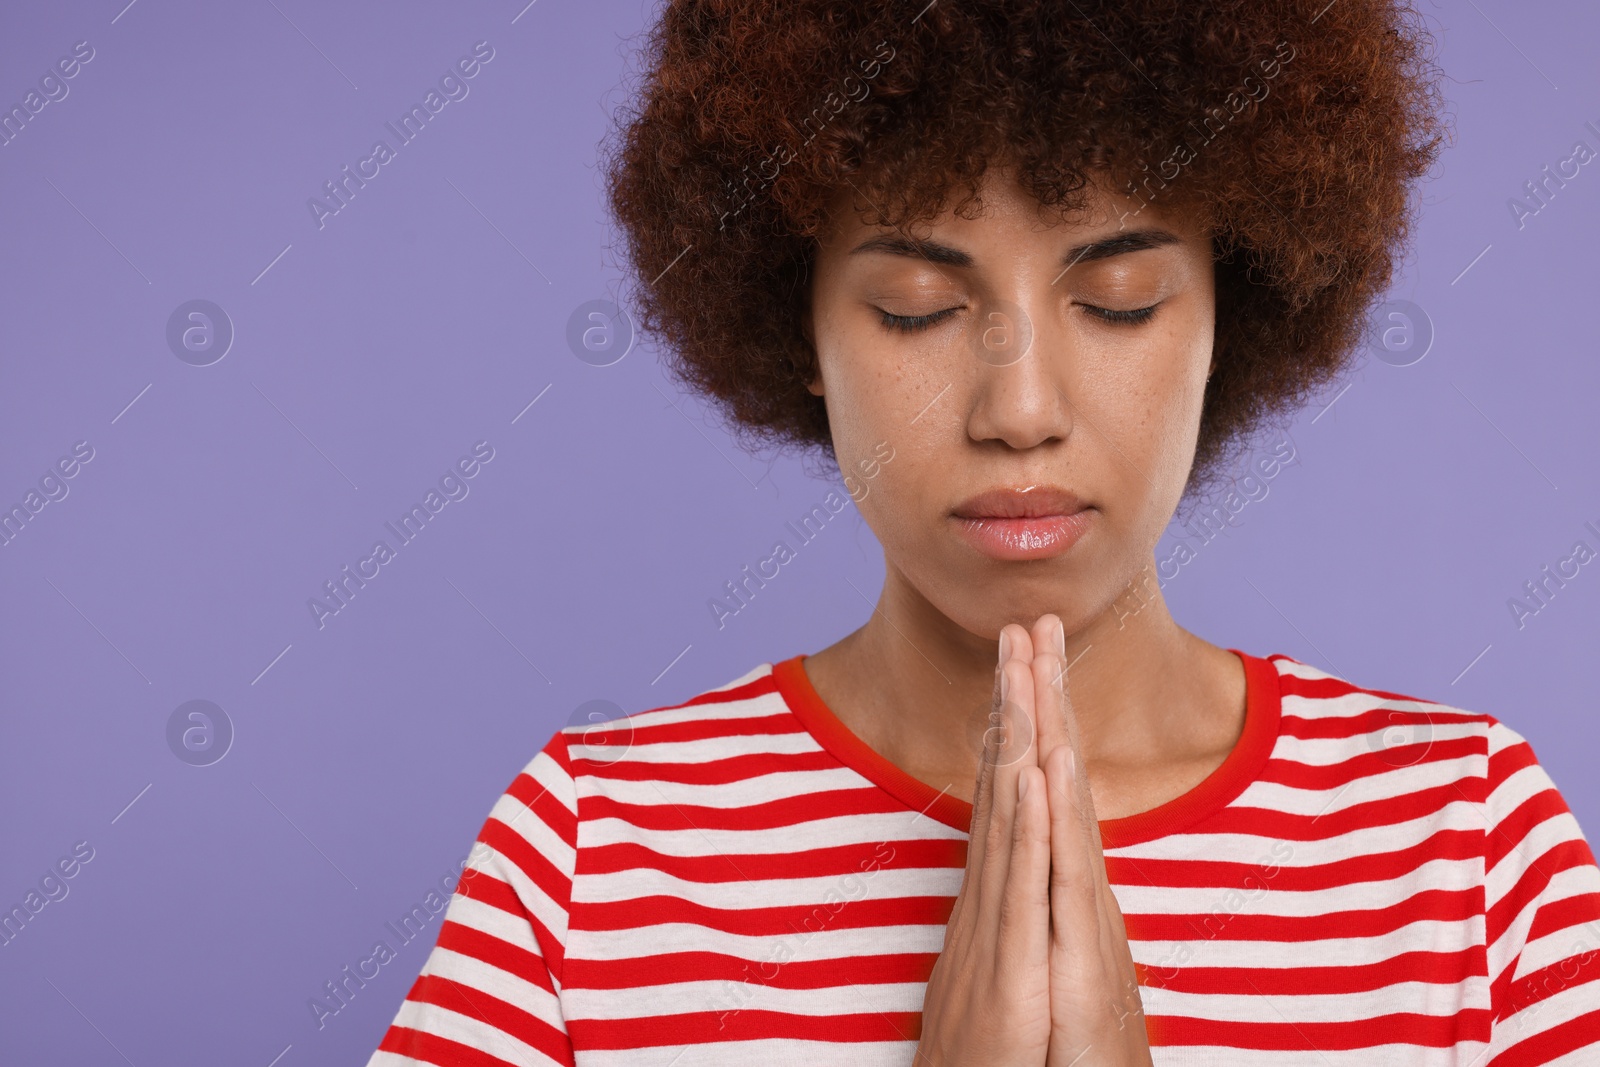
[964,296,1074,451]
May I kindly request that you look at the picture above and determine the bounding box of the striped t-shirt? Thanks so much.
[367,649,1600,1064]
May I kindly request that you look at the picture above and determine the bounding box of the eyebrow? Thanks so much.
[848,227,1185,269]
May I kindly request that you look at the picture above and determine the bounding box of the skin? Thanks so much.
[920,614,1150,1065]
[797,159,1249,1061]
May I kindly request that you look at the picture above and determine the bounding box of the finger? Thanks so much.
[962,624,1022,908]
[960,627,1011,851]
[996,762,1050,974]
[975,655,1034,933]
[1029,615,1072,804]
[1045,740,1100,953]
[1045,673,1128,973]
[959,636,1007,910]
[1042,626,1104,861]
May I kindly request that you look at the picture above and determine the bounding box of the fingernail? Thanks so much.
[1054,617,1067,659]
[1018,771,1030,801]
[998,628,1012,666]
[999,662,1009,702]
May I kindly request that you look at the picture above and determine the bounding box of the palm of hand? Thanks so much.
[915,614,1153,1067]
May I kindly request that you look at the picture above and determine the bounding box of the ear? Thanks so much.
[801,289,824,397]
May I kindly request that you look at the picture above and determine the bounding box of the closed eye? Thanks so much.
[1082,303,1159,325]
[876,303,1160,333]
[877,307,961,333]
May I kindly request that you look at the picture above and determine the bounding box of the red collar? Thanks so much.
[770,648,1282,849]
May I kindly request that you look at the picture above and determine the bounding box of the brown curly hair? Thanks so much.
[601,0,1449,502]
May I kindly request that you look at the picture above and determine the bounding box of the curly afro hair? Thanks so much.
[601,0,1449,502]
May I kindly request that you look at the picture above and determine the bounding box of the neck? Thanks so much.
[802,557,1242,812]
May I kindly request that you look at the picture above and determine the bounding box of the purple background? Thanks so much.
[2,0,1597,1062]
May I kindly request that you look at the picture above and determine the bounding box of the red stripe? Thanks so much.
[359,654,1600,1062]
[1253,734,1483,791]
[1489,1000,1600,1064]
[1527,891,1600,944]
[435,919,557,998]
[477,820,568,977]
[379,1024,569,1067]
[1489,840,1598,978]
[455,868,524,917]
[564,708,804,751]
[575,891,958,935]
[504,773,576,850]
[566,949,938,990]
[1276,670,1434,707]
[560,749,842,785]
[1145,1008,1495,1049]
[1143,948,1484,995]
[581,834,964,881]
[401,974,573,1063]
[1278,705,1485,741]
[1189,779,1486,841]
[1127,886,1483,946]
[580,781,928,831]
[1106,827,1484,892]
[568,1008,923,1049]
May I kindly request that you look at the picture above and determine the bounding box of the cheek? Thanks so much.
[1067,330,1211,520]
[818,360,948,541]
[817,325,948,458]
[850,440,946,558]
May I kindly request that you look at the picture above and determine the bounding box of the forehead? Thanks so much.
[816,163,1208,253]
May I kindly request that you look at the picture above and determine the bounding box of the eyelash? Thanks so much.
[877,308,958,332]
[1088,304,1159,326]
[875,304,1159,333]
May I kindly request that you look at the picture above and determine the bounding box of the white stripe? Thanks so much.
[1111,800,1488,866]
[1130,918,1481,970]
[1228,752,1480,818]
[377,997,552,1065]
[576,1038,916,1067]
[585,765,879,808]
[1488,810,1587,909]
[467,844,568,948]
[1110,854,1484,917]
[488,791,575,876]
[439,890,549,959]
[1271,719,1480,765]
[1518,869,1600,979]
[573,920,948,961]
[1494,976,1600,1057]
[564,977,928,1020]
[576,860,960,908]
[1137,977,1490,1023]
[424,943,562,1022]
[579,732,822,765]
[1279,688,1464,724]
[519,748,578,817]
[1488,718,1532,756]
[565,686,788,733]
[580,807,966,854]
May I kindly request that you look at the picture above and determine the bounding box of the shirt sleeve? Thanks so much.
[1482,715,1600,1062]
[367,729,579,1067]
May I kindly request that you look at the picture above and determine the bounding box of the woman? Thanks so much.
[369,0,1600,1062]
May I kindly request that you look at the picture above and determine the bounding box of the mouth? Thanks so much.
[950,485,1094,561]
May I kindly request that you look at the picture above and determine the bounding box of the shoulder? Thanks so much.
[1254,650,1547,805]
[1250,652,1598,891]
[506,658,803,805]
[467,660,799,889]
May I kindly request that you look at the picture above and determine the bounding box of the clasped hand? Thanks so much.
[915,614,1153,1067]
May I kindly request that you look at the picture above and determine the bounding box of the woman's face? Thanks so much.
[802,163,1216,642]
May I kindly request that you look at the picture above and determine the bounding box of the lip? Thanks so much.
[950,485,1093,561]
[952,485,1086,519]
